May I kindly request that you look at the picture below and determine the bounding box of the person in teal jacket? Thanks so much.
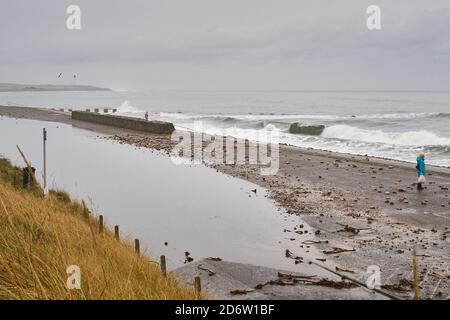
[416,153,426,190]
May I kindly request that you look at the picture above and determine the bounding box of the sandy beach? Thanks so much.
[1,105,449,299]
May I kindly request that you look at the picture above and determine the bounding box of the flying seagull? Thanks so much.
[58,73,62,78]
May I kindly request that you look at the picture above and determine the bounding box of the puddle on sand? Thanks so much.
[0,116,328,275]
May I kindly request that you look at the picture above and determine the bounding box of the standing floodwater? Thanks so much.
[0,116,321,272]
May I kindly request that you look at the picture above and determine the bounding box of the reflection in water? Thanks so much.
[0,116,320,273]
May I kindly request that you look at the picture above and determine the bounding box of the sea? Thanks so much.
[1,90,449,167]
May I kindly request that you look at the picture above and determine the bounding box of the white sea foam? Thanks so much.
[116,100,144,114]
[160,112,439,122]
[321,125,450,147]
[171,122,450,166]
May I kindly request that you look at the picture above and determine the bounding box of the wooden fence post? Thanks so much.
[160,255,167,277]
[98,215,104,234]
[194,276,201,295]
[114,225,120,241]
[134,239,140,255]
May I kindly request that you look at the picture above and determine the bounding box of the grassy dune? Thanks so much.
[0,158,199,300]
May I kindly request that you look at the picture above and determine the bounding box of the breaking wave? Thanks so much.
[321,125,450,147]
[159,111,444,123]
[116,101,144,114]
[157,111,450,166]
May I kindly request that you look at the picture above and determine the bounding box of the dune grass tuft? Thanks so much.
[0,157,200,300]
[0,158,23,187]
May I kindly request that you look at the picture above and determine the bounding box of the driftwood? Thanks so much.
[301,240,328,245]
[335,223,372,235]
[323,247,356,255]
[278,272,317,280]
[206,257,222,261]
[285,249,303,264]
[230,289,255,295]
[254,279,298,289]
[381,279,414,293]
[198,264,216,276]
[254,272,357,290]
[335,266,355,274]
[316,258,326,262]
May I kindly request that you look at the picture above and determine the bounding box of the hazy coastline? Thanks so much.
[0,83,110,92]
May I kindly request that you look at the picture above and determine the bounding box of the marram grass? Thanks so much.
[0,158,200,300]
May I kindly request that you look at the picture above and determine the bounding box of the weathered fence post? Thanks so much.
[43,128,48,199]
[134,239,140,255]
[160,255,167,277]
[194,276,201,295]
[114,225,120,240]
[98,215,104,234]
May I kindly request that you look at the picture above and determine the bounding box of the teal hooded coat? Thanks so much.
[416,157,426,177]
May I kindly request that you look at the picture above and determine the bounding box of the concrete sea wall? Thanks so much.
[72,111,175,134]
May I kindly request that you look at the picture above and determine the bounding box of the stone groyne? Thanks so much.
[72,111,175,134]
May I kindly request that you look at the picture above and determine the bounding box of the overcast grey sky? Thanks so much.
[1,0,449,90]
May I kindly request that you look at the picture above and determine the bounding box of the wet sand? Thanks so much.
[1,106,449,299]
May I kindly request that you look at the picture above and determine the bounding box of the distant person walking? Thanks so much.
[416,153,426,190]
[144,111,149,121]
